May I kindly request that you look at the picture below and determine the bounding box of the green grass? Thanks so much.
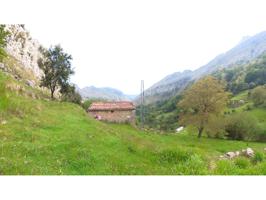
[1,71,266,175]
[230,91,266,132]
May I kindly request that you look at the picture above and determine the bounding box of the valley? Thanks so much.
[0,24,266,175]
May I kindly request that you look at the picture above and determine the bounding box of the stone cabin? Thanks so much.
[88,101,135,123]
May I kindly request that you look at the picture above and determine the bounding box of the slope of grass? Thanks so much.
[230,91,266,132]
[0,71,266,175]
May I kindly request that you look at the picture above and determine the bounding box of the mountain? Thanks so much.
[143,31,266,104]
[76,85,136,101]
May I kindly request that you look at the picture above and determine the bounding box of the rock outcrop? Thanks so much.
[220,148,255,160]
[4,24,43,79]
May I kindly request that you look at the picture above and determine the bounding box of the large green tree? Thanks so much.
[38,45,74,99]
[0,25,9,62]
[178,76,230,138]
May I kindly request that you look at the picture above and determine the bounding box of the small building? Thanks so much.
[88,101,135,123]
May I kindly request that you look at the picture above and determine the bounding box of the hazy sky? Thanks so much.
[2,0,266,94]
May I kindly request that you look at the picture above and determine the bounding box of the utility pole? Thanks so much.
[140,80,145,129]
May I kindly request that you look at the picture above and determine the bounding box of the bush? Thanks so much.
[214,160,238,175]
[61,84,82,105]
[175,154,208,175]
[0,25,9,61]
[234,157,250,169]
[158,149,191,164]
[62,91,82,105]
[256,132,266,142]
[81,100,94,111]
[250,86,266,107]
[225,113,261,141]
[252,152,264,164]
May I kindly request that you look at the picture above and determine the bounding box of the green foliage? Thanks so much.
[178,76,230,138]
[60,84,82,105]
[245,69,266,85]
[252,152,264,164]
[0,25,9,61]
[38,45,74,99]
[214,160,238,175]
[157,149,191,164]
[250,86,266,107]
[225,113,260,141]
[234,157,250,169]
[214,53,266,94]
[0,73,9,119]
[2,70,266,175]
[175,154,208,175]
[136,95,181,131]
[81,99,94,111]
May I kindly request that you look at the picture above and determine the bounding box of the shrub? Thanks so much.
[234,157,250,169]
[214,160,238,175]
[225,113,260,141]
[63,91,82,105]
[175,154,208,175]
[81,100,94,111]
[256,132,266,142]
[61,84,82,105]
[250,86,266,107]
[158,149,191,164]
[0,25,9,61]
[252,152,264,164]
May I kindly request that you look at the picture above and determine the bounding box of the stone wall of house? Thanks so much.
[89,110,135,123]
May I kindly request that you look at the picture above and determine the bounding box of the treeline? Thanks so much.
[214,54,266,94]
[136,95,181,131]
[136,74,266,142]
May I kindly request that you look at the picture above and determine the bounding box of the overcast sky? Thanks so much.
[2,0,266,94]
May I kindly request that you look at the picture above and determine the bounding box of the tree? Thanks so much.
[250,85,266,107]
[178,76,230,138]
[60,83,82,105]
[0,25,9,62]
[38,45,74,99]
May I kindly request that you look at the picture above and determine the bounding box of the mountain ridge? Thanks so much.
[142,31,266,104]
[76,85,136,101]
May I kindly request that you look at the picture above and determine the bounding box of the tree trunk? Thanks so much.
[198,127,204,138]
[51,89,55,100]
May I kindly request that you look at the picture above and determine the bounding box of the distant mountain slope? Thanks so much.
[143,31,266,104]
[76,85,136,101]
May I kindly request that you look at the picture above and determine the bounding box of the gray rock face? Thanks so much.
[141,31,266,104]
[25,80,35,87]
[4,24,43,79]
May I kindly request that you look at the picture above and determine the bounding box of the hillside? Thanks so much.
[1,70,266,175]
[143,31,266,104]
[139,54,266,132]
[1,24,266,175]
[76,85,136,101]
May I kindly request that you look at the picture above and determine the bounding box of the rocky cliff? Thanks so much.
[0,25,43,83]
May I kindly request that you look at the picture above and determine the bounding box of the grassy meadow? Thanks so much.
[0,71,266,175]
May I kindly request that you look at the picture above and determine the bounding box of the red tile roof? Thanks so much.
[88,101,135,111]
